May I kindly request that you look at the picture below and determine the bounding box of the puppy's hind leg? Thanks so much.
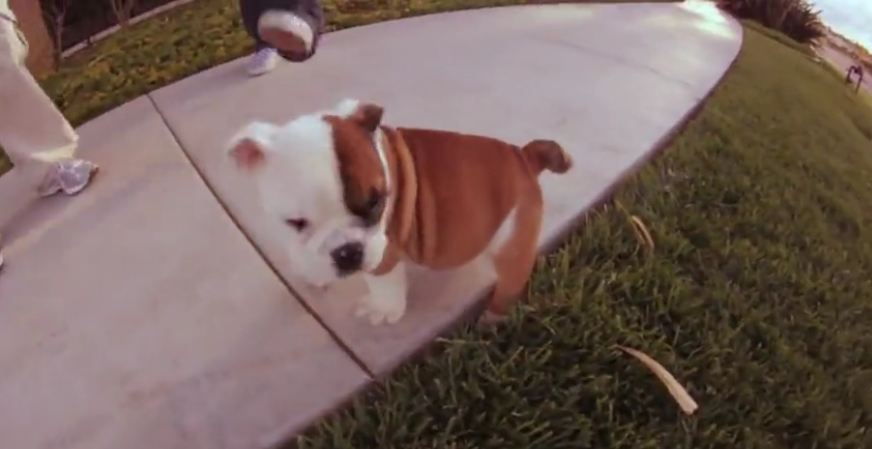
[358,262,408,326]
[480,191,543,326]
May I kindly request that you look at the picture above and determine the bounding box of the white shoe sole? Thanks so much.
[258,10,313,56]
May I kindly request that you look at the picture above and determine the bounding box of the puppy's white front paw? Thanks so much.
[358,262,408,326]
[354,295,406,326]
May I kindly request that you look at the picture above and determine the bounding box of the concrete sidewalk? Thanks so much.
[0,2,742,448]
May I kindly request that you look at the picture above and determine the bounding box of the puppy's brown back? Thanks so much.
[395,128,541,269]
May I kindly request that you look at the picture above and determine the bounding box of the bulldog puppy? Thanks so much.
[227,99,572,325]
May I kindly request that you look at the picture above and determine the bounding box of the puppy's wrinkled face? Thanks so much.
[228,99,391,286]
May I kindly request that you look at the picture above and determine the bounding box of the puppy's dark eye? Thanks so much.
[350,188,386,226]
[285,218,308,232]
[366,193,381,212]
[364,190,385,223]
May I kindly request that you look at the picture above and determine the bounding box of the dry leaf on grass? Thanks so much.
[617,345,699,415]
[629,215,655,251]
[614,201,655,252]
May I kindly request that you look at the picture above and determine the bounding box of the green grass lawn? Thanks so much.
[294,27,872,449]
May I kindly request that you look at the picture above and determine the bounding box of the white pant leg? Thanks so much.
[0,16,78,180]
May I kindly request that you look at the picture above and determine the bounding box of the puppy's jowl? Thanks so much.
[228,99,572,325]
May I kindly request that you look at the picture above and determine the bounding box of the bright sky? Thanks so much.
[813,0,872,50]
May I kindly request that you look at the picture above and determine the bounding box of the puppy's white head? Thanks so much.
[228,99,391,286]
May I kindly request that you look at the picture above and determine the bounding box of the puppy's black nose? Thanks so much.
[331,242,364,275]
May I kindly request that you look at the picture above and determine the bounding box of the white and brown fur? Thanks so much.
[228,99,572,325]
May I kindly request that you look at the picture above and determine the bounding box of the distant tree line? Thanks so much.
[39,0,178,60]
[717,0,825,45]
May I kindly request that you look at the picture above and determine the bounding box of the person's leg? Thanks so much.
[240,0,280,76]
[0,23,97,195]
[0,15,97,269]
[0,20,72,170]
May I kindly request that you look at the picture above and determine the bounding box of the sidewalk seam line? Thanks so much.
[145,93,375,379]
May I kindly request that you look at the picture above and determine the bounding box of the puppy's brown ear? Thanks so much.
[351,103,384,133]
[227,121,275,171]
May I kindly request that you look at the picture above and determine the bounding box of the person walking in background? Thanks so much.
[845,63,865,93]
[0,0,99,270]
[845,64,857,84]
[240,0,326,76]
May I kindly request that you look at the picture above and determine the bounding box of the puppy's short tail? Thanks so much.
[521,139,573,176]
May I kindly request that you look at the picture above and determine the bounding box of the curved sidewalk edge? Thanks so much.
[539,1,746,255]
[0,2,743,449]
[149,1,742,376]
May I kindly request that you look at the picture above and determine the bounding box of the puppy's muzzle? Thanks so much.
[331,242,364,275]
